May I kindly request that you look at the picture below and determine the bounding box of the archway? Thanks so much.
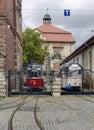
[51,51,62,72]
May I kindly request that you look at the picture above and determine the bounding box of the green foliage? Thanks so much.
[22,28,48,65]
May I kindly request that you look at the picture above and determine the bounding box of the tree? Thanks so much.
[22,28,48,65]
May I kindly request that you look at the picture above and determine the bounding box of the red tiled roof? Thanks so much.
[35,23,75,43]
[35,23,70,33]
[43,33,75,43]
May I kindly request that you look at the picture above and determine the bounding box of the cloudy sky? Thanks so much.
[22,0,94,48]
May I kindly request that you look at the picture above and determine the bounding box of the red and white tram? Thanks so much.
[26,63,44,91]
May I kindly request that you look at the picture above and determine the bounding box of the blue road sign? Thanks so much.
[64,9,70,16]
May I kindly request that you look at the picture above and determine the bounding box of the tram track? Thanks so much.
[0,96,26,107]
[34,97,45,130]
[8,97,27,130]
[8,95,45,130]
[0,96,38,110]
[0,96,27,110]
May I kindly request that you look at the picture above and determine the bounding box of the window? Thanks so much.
[77,57,79,63]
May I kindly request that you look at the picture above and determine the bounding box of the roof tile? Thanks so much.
[35,23,75,43]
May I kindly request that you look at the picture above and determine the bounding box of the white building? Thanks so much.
[60,35,94,91]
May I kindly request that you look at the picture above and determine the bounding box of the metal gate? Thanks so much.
[60,63,94,94]
[83,69,94,92]
[7,70,24,96]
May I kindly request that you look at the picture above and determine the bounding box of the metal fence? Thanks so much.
[83,69,94,92]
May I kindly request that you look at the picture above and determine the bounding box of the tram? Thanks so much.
[60,63,83,91]
[26,63,44,91]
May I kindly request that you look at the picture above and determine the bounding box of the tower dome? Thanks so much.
[43,13,51,24]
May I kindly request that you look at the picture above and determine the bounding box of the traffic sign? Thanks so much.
[64,9,70,16]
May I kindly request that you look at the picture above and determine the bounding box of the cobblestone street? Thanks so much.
[0,95,94,130]
[37,95,94,130]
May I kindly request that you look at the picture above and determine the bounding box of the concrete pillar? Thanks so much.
[51,72,61,97]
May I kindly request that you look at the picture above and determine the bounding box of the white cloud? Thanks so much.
[22,0,94,45]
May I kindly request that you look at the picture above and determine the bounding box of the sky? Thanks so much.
[22,0,94,48]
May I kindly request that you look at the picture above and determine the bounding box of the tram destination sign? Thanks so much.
[69,64,81,70]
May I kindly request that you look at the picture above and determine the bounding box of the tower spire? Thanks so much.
[43,8,51,24]
[46,8,49,14]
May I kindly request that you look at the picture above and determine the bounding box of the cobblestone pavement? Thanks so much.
[0,96,25,130]
[37,95,94,130]
[0,95,94,130]
[0,108,15,130]
[13,101,40,130]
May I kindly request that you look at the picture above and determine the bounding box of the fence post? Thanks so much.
[81,68,84,93]
[8,70,11,97]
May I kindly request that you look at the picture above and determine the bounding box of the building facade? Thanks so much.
[0,0,22,96]
[60,35,94,91]
[35,13,75,72]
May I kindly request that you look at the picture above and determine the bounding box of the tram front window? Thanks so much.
[70,70,81,77]
[31,71,37,77]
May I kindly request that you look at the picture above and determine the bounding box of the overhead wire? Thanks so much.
[22,8,94,43]
[22,8,94,11]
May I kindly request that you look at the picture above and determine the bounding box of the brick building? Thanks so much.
[0,0,22,96]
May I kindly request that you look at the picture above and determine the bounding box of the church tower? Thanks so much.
[43,9,51,24]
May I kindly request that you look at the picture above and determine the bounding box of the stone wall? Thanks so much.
[0,52,7,97]
[0,0,22,96]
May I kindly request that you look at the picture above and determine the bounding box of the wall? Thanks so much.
[0,0,22,95]
[45,42,74,71]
